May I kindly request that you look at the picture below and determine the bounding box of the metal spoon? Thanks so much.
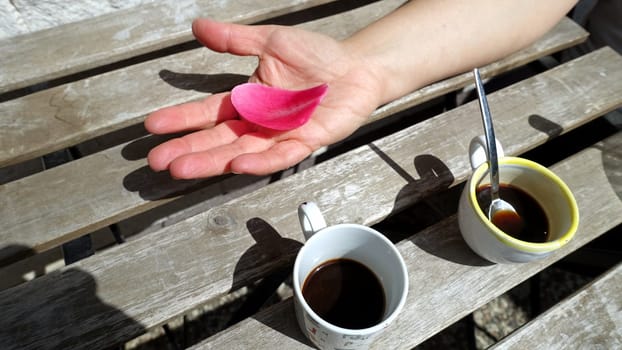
[473,68,520,221]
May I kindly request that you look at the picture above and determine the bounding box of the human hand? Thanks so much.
[145,18,383,179]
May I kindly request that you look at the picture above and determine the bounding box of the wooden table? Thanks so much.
[1,1,621,349]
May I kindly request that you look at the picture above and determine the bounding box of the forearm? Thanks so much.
[344,0,577,104]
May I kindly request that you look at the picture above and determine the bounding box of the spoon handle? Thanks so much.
[473,68,500,200]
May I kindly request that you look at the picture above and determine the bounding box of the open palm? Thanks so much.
[145,19,382,179]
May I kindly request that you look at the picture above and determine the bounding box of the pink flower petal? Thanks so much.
[231,83,328,130]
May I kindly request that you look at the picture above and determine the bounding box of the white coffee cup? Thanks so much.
[458,135,579,263]
[293,202,408,350]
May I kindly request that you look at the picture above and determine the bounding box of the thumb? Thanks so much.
[192,18,271,57]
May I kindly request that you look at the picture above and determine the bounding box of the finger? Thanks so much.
[230,140,313,176]
[168,132,277,179]
[145,92,237,134]
[147,120,251,171]
[192,18,272,56]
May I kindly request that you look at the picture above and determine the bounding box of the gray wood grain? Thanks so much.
[1,48,621,349]
[0,0,338,93]
[0,0,156,39]
[0,1,585,258]
[0,0,153,38]
[0,0,406,265]
[0,15,591,267]
[0,1,28,38]
[0,45,617,265]
[0,15,586,168]
[192,132,622,349]
[491,263,622,350]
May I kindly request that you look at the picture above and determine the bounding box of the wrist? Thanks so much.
[341,41,390,107]
[342,35,425,107]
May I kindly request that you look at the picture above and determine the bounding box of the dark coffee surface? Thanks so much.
[477,183,550,243]
[302,258,385,329]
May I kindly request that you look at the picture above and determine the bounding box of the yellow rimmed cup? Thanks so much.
[458,136,579,263]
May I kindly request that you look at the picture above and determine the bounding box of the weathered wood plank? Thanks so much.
[0,0,339,94]
[0,49,622,261]
[0,0,28,39]
[0,18,595,266]
[0,0,151,39]
[0,227,116,291]
[192,131,622,349]
[0,0,406,264]
[491,263,622,349]
[0,48,620,349]
[0,15,587,168]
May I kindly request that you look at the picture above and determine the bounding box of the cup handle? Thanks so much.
[469,134,505,170]
[298,202,328,240]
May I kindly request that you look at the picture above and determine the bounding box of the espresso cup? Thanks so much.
[293,202,408,350]
[458,135,579,263]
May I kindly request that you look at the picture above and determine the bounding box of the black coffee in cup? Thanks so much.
[476,183,549,243]
[302,258,386,329]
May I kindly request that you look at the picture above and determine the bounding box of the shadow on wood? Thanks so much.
[0,261,146,349]
[601,132,622,202]
[230,218,302,292]
[158,70,249,94]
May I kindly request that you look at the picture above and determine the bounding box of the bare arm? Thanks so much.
[345,0,578,104]
[145,0,577,178]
